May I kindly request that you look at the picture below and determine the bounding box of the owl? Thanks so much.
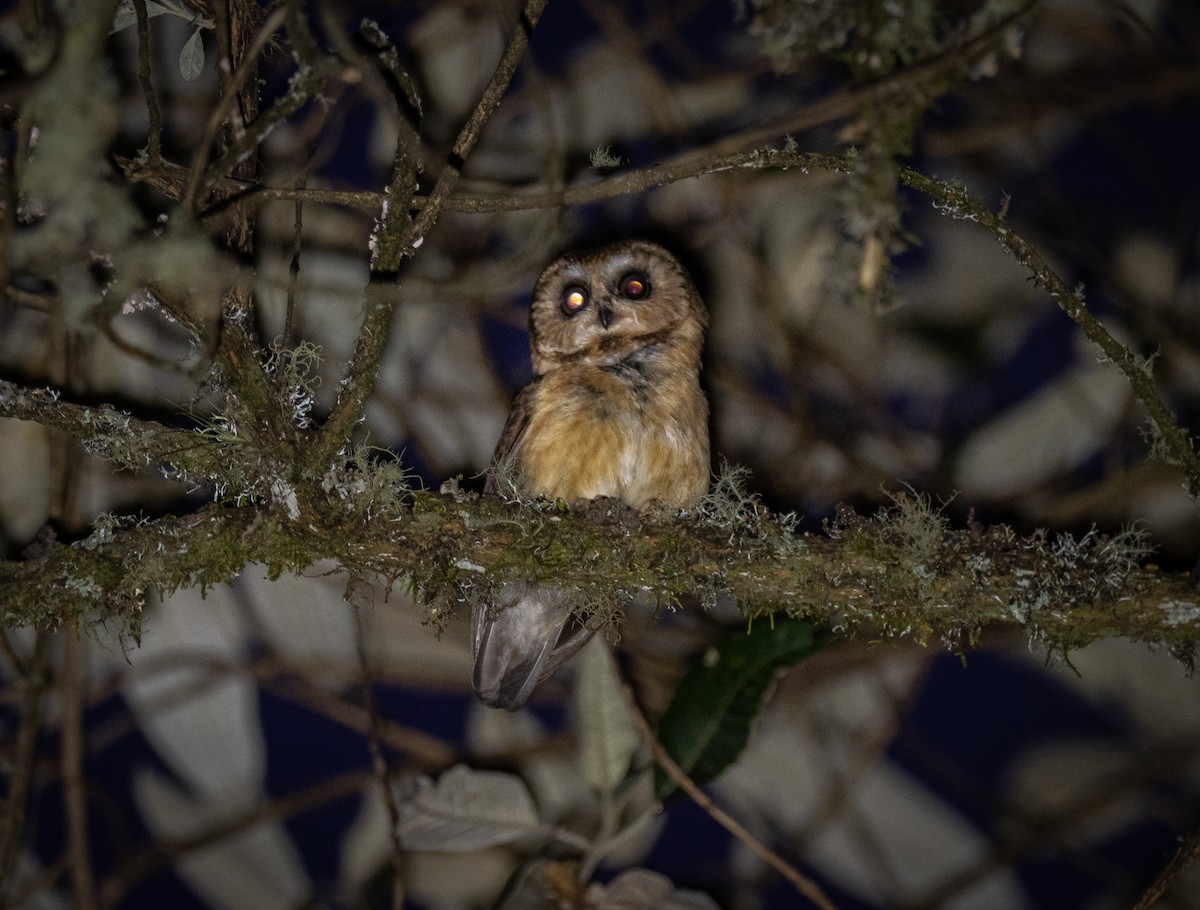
[472,240,711,710]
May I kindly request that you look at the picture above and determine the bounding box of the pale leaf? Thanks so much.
[575,636,639,792]
[110,1,174,34]
[179,27,205,81]
[398,765,542,851]
[586,869,720,910]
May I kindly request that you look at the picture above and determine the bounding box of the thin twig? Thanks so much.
[96,314,198,375]
[1130,826,1200,910]
[131,0,162,165]
[0,627,31,678]
[284,171,305,350]
[181,6,287,213]
[620,683,839,910]
[263,672,457,769]
[204,0,293,446]
[354,603,406,910]
[61,627,97,910]
[896,164,1200,494]
[398,0,550,256]
[85,649,459,770]
[190,145,831,219]
[100,768,374,907]
[0,138,13,302]
[308,0,550,473]
[350,18,424,274]
[0,631,49,888]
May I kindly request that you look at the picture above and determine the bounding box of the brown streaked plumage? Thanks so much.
[473,240,710,710]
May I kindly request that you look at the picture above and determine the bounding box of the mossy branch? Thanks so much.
[0,380,227,477]
[1,473,1196,662]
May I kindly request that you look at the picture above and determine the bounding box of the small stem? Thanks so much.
[62,626,97,910]
[354,604,406,910]
[100,768,374,906]
[284,173,305,350]
[398,0,551,257]
[182,6,288,214]
[620,683,839,910]
[0,631,49,886]
[897,165,1200,494]
[577,790,618,882]
[131,0,162,165]
[1129,825,1200,910]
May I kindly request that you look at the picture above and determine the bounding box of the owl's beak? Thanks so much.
[596,302,614,329]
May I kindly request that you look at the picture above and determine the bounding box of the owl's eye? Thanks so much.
[561,285,589,317]
[619,272,650,300]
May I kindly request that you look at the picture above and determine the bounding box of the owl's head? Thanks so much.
[527,240,707,375]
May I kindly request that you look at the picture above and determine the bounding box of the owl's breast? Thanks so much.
[516,365,708,509]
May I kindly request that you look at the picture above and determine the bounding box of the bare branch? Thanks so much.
[0,632,49,886]
[61,627,97,910]
[131,0,162,166]
[354,605,406,910]
[307,0,551,476]
[182,5,289,213]
[1130,825,1200,910]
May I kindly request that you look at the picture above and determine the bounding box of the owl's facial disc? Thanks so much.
[528,240,706,375]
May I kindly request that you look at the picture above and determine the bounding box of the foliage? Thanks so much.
[654,616,821,801]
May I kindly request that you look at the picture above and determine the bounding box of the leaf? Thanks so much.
[110,1,175,35]
[179,27,205,81]
[586,869,720,910]
[397,765,543,852]
[654,617,819,801]
[575,636,639,793]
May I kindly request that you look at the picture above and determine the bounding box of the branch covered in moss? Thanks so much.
[1,472,1196,662]
[0,380,225,477]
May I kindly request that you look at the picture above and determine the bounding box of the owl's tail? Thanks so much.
[471,583,595,711]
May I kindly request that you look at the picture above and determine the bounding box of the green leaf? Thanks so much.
[654,616,820,801]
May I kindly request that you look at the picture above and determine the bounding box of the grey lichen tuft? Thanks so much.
[589,145,623,169]
[876,485,953,578]
[696,461,769,534]
[264,339,322,430]
[1009,523,1156,640]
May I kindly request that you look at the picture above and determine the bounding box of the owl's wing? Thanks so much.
[483,378,540,495]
